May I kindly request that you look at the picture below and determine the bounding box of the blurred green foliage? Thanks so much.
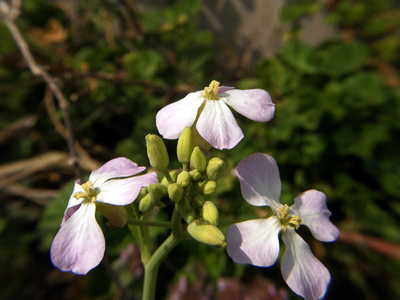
[1,0,399,299]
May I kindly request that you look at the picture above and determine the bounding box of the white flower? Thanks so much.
[156,80,275,150]
[227,153,339,300]
[50,157,158,275]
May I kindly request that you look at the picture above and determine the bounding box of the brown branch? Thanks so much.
[1,1,82,180]
[338,230,400,261]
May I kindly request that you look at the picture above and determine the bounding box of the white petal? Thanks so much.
[292,190,339,242]
[89,157,146,186]
[236,153,282,210]
[221,89,275,122]
[96,172,158,206]
[156,91,204,139]
[50,202,105,275]
[62,180,84,225]
[281,229,331,300]
[196,100,243,149]
[226,217,281,267]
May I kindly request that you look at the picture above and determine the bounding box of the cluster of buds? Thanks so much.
[143,128,227,247]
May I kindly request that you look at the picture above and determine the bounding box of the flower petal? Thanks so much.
[196,99,243,149]
[96,172,158,206]
[292,190,339,242]
[221,89,275,122]
[90,157,146,186]
[236,153,282,210]
[62,180,84,225]
[156,91,204,139]
[281,229,331,300]
[226,217,281,267]
[50,202,105,275]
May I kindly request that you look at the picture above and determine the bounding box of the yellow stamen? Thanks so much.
[201,80,221,100]
[275,204,302,231]
[72,181,99,203]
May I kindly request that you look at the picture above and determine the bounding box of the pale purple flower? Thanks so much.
[156,80,275,150]
[227,153,339,300]
[50,157,158,275]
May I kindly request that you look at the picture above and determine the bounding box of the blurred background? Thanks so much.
[0,0,399,299]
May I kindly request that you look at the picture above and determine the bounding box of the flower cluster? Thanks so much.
[50,80,338,300]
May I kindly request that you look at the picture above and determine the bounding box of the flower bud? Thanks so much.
[177,171,191,187]
[177,127,195,164]
[202,201,219,225]
[148,183,168,208]
[96,202,127,227]
[203,180,216,195]
[190,146,207,173]
[206,157,226,181]
[138,194,155,213]
[181,209,196,224]
[168,183,183,203]
[161,170,178,186]
[145,134,169,172]
[187,221,226,247]
[189,169,202,181]
[193,194,205,208]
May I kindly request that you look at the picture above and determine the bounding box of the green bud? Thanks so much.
[203,180,216,195]
[206,157,226,181]
[187,221,226,247]
[148,183,168,208]
[190,146,207,173]
[145,134,169,172]
[193,194,205,208]
[96,202,127,227]
[189,169,202,181]
[138,194,155,213]
[202,201,219,225]
[176,171,191,187]
[181,209,196,224]
[161,170,178,186]
[168,183,183,203]
[177,127,195,164]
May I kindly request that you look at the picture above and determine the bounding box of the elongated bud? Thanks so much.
[161,170,178,186]
[139,194,155,213]
[148,183,168,208]
[177,127,195,164]
[203,180,216,195]
[189,169,202,181]
[96,202,127,227]
[168,183,183,203]
[190,146,207,173]
[206,157,226,181]
[202,201,219,225]
[187,221,226,247]
[177,171,191,187]
[146,134,169,172]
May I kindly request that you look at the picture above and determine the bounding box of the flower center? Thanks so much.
[275,204,302,230]
[72,181,99,203]
[201,80,221,100]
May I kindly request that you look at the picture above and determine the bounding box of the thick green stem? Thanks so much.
[142,234,181,300]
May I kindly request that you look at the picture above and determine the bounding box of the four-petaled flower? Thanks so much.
[156,80,275,150]
[227,153,339,300]
[50,157,158,275]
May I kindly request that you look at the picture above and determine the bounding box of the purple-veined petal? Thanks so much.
[96,172,158,206]
[221,89,275,122]
[227,217,281,267]
[156,91,204,139]
[50,202,105,275]
[196,100,243,150]
[89,157,146,186]
[292,190,339,242]
[236,153,282,210]
[218,86,235,93]
[281,229,331,300]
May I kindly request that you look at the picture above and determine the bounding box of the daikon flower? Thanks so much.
[50,157,158,275]
[227,153,339,300]
[156,80,275,150]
